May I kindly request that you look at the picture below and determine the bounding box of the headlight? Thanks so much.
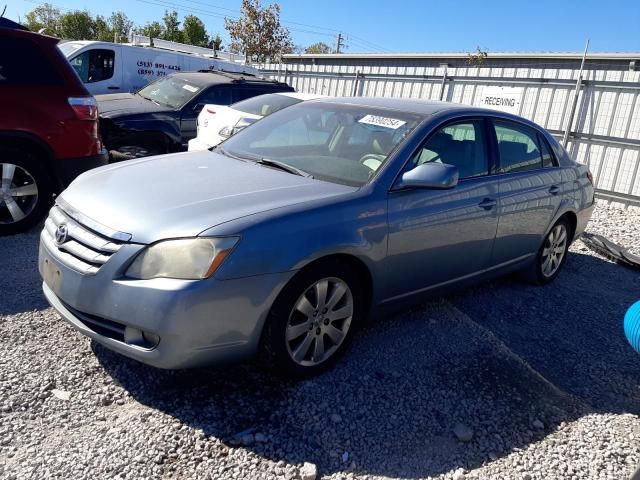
[219,126,232,138]
[126,237,239,280]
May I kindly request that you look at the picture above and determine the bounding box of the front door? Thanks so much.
[385,119,499,301]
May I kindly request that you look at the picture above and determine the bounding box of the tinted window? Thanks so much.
[409,120,488,179]
[0,38,63,86]
[222,102,422,186]
[538,134,556,168]
[232,86,276,102]
[197,85,232,105]
[69,49,115,83]
[494,120,543,173]
[232,93,301,116]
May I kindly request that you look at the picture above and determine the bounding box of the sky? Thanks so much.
[3,0,640,53]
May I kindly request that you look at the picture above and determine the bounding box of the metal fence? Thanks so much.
[259,56,640,206]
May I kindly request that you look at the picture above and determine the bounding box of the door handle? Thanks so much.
[548,185,561,195]
[478,198,497,210]
[107,86,120,90]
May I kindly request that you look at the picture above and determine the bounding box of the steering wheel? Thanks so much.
[359,154,385,172]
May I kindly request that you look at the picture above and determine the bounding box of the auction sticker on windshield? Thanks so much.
[358,115,406,129]
[182,84,199,93]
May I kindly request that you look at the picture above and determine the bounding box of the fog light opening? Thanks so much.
[124,326,160,349]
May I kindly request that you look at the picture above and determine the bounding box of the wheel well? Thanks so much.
[559,211,578,243]
[295,254,374,316]
[0,136,58,191]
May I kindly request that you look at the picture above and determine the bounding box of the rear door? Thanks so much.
[490,118,564,264]
[385,118,500,300]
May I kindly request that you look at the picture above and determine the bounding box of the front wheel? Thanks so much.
[263,261,363,378]
[525,218,571,285]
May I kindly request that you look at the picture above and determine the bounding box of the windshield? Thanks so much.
[137,76,201,109]
[232,94,302,117]
[221,102,423,186]
[58,42,84,57]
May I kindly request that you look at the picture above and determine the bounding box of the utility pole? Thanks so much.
[335,33,344,54]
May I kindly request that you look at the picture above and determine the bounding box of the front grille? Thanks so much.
[42,205,126,275]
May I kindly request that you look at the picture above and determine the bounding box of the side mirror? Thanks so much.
[193,103,205,114]
[396,163,459,190]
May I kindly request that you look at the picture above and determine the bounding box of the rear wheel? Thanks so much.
[112,144,164,160]
[525,218,571,285]
[263,261,363,378]
[0,147,52,236]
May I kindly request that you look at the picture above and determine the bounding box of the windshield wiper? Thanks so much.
[256,158,313,178]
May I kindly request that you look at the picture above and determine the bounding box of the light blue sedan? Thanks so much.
[39,97,595,377]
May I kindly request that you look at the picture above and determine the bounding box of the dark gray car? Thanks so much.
[39,97,595,377]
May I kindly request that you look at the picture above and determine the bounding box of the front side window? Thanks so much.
[221,102,423,186]
[137,76,201,109]
[197,85,232,106]
[69,49,115,83]
[409,120,489,179]
[494,120,543,173]
[232,94,301,116]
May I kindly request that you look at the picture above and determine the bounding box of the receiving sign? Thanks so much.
[477,86,523,114]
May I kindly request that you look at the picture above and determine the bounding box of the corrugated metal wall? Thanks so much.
[259,57,640,204]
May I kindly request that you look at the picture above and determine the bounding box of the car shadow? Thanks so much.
[95,247,640,478]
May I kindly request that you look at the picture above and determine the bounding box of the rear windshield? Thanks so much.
[232,94,301,117]
[137,76,201,109]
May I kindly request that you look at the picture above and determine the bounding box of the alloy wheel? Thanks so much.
[0,163,39,225]
[285,277,354,367]
[541,223,568,277]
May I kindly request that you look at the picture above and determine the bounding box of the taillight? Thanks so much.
[68,96,98,121]
[586,170,594,185]
[206,108,216,114]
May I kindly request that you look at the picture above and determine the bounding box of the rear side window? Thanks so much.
[538,134,557,167]
[0,38,63,86]
[493,120,543,173]
[69,49,115,83]
[410,120,489,179]
[198,85,232,105]
[232,86,283,103]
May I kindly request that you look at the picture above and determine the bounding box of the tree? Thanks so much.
[108,11,134,42]
[140,21,163,39]
[224,0,294,62]
[161,10,183,42]
[305,42,331,54]
[467,46,488,66]
[93,15,113,42]
[209,33,224,52]
[182,15,208,47]
[58,10,94,40]
[24,3,61,35]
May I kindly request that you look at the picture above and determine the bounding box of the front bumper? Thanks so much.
[39,231,295,369]
[55,149,109,189]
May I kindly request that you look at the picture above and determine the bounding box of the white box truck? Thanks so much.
[58,36,259,95]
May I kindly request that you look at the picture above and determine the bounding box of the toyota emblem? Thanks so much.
[55,224,68,245]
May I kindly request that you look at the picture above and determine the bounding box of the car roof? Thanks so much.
[171,71,289,88]
[0,17,29,31]
[314,96,477,116]
[276,92,327,100]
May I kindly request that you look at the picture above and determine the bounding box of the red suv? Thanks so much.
[0,18,107,235]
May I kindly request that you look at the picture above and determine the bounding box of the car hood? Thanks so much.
[97,93,172,118]
[59,151,356,244]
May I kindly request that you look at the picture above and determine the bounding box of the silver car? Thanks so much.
[39,97,595,377]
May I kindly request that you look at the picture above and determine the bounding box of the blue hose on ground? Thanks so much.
[624,301,640,353]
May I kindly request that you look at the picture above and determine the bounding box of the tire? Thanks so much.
[524,218,571,285]
[110,143,165,161]
[0,146,52,236]
[262,260,364,378]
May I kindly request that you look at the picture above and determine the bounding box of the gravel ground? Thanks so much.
[1,200,639,480]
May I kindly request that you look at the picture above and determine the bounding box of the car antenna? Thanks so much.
[0,5,7,18]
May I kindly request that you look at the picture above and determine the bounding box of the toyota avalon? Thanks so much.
[39,97,595,377]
